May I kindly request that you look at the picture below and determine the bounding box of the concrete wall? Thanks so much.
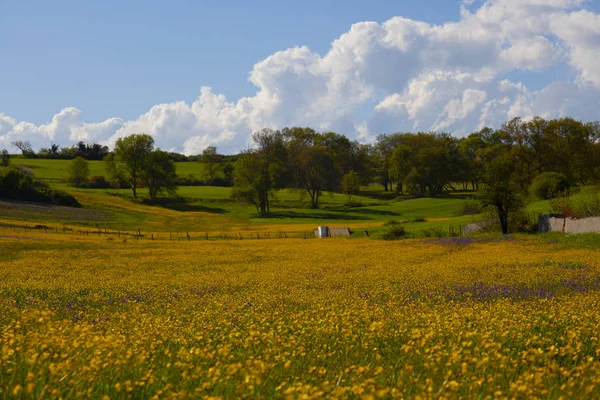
[329,228,351,237]
[538,215,600,233]
[313,227,351,237]
[464,220,494,234]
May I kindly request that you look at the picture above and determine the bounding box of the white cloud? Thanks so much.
[2,0,600,154]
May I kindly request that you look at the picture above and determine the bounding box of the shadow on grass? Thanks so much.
[141,198,227,214]
[262,211,370,220]
[322,206,400,216]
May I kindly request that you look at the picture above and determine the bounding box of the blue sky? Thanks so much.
[1,0,600,154]
[0,0,460,124]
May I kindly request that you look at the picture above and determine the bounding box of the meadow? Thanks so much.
[2,159,600,398]
[4,157,488,237]
[1,229,600,398]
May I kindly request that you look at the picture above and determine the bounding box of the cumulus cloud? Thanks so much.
[1,0,600,154]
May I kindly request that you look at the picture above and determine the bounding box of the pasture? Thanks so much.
[5,157,488,236]
[1,230,600,398]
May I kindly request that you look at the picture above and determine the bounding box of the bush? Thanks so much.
[37,186,81,207]
[87,175,111,189]
[67,156,90,187]
[574,189,600,217]
[380,224,406,240]
[0,165,80,207]
[1,149,9,167]
[0,165,35,197]
[421,226,447,238]
[530,172,570,200]
[459,199,481,215]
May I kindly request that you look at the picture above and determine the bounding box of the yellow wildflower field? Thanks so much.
[1,231,600,399]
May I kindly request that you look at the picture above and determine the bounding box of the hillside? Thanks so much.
[0,157,504,236]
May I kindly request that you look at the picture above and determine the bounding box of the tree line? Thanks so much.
[3,116,600,233]
[229,117,600,233]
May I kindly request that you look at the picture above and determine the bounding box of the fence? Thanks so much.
[2,223,319,242]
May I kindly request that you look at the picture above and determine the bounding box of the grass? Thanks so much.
[8,158,542,245]
[3,158,483,234]
[11,156,207,184]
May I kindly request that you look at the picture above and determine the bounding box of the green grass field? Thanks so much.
[4,157,557,235]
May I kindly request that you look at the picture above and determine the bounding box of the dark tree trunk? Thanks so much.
[498,208,509,234]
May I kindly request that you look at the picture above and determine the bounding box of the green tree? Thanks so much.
[529,172,570,200]
[298,145,335,209]
[103,153,129,188]
[67,156,90,187]
[341,170,360,202]
[113,134,155,198]
[478,154,524,235]
[1,149,9,167]
[231,128,285,215]
[142,150,178,199]
[222,163,234,186]
[200,146,222,181]
[232,151,270,215]
[390,145,411,194]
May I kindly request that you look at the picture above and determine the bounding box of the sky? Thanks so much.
[1,0,600,155]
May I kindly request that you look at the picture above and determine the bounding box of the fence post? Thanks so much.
[187,232,191,241]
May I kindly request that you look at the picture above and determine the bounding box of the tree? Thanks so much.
[113,134,155,198]
[341,171,360,202]
[222,163,234,186]
[0,165,35,198]
[297,145,335,209]
[1,149,9,167]
[67,157,90,187]
[478,154,524,235]
[142,150,177,199]
[11,140,34,157]
[231,128,285,215]
[200,146,222,181]
[232,151,270,215]
[390,145,411,194]
[103,153,129,188]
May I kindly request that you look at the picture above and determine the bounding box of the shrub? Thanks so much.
[574,189,600,217]
[87,175,111,189]
[530,172,570,200]
[383,220,401,226]
[380,224,406,240]
[37,186,81,207]
[0,165,35,197]
[0,165,80,207]
[421,226,447,238]
[549,189,580,217]
[1,149,9,167]
[67,156,90,187]
[459,199,481,215]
